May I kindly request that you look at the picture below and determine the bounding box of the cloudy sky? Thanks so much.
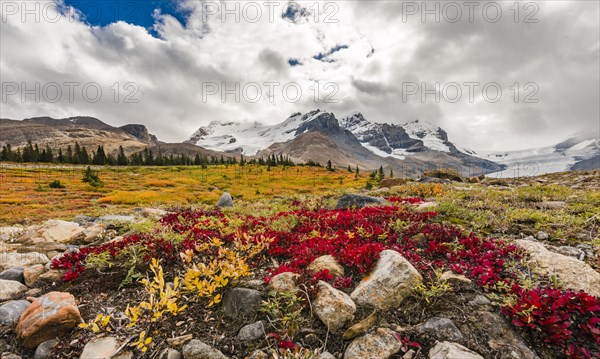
[1,0,598,151]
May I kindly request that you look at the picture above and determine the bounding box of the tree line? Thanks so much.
[0,142,297,167]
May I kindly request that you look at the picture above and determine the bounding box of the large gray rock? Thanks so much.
[24,265,46,287]
[0,252,49,271]
[415,202,439,213]
[0,300,31,326]
[268,272,299,293]
[350,250,422,309]
[0,267,25,283]
[344,328,402,359]
[34,339,58,359]
[313,281,356,332]
[182,339,227,359]
[429,342,483,359]
[470,311,539,359]
[222,288,262,319]
[0,279,27,301]
[0,226,23,241]
[516,239,600,297]
[417,317,463,341]
[159,348,182,359]
[38,220,84,244]
[216,192,234,208]
[237,321,266,342]
[535,201,566,209]
[335,194,388,209]
[95,215,136,223]
[80,337,118,359]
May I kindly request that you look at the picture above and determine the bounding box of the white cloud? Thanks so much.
[0,0,598,151]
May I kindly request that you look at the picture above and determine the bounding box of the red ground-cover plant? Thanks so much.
[502,286,600,358]
[51,233,177,281]
[49,204,600,357]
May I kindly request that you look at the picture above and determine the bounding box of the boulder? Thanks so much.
[79,224,105,244]
[222,288,262,319]
[416,317,463,341]
[344,328,402,359]
[40,220,84,243]
[135,207,168,218]
[37,270,66,284]
[159,349,182,359]
[268,272,299,293]
[516,239,600,297]
[307,255,345,277]
[470,311,539,359]
[0,300,31,326]
[343,312,378,341]
[95,215,135,223]
[24,265,46,287]
[17,243,67,258]
[415,202,439,213]
[80,337,119,359]
[166,334,193,348]
[440,271,471,285]
[429,342,484,359]
[0,226,23,241]
[335,194,388,209]
[0,252,49,271]
[34,339,58,359]
[313,281,356,332]
[0,267,25,283]
[535,201,566,209]
[216,192,234,208]
[0,279,27,301]
[468,295,491,307]
[16,291,81,349]
[182,339,227,359]
[237,321,266,342]
[350,250,422,309]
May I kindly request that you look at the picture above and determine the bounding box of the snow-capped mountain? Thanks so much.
[338,113,463,159]
[187,110,505,174]
[186,110,325,155]
[478,132,599,177]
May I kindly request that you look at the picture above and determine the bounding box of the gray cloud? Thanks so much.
[0,0,598,151]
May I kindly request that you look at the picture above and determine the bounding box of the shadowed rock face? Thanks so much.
[340,113,425,153]
[119,124,158,145]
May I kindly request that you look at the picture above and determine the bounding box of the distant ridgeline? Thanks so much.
[0,141,295,167]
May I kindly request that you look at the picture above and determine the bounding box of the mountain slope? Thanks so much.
[0,116,159,156]
[247,110,504,175]
[187,109,506,174]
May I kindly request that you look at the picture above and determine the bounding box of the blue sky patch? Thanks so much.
[288,58,303,67]
[64,0,187,36]
[313,44,349,62]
